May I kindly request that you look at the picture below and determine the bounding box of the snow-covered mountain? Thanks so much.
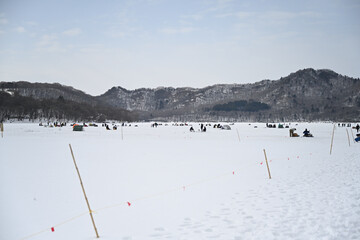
[97,68,360,121]
[1,68,359,121]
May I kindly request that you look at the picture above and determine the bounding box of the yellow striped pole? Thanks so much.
[263,149,272,179]
[69,144,99,238]
[330,124,335,155]
[346,128,350,147]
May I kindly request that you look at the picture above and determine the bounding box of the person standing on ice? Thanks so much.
[356,124,360,132]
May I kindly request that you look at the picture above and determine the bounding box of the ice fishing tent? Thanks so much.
[355,133,360,142]
[221,125,231,130]
[73,124,83,131]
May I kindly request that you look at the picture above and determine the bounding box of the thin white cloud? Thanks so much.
[182,14,203,21]
[263,11,316,20]
[0,18,8,25]
[25,21,38,26]
[106,30,129,38]
[79,44,104,53]
[14,26,26,33]
[104,22,139,38]
[179,19,192,25]
[62,28,81,36]
[38,34,58,47]
[202,0,235,14]
[216,11,255,19]
[37,34,65,52]
[217,10,316,20]
[215,12,233,18]
[217,0,234,4]
[160,27,196,34]
[235,12,256,19]
[146,0,164,4]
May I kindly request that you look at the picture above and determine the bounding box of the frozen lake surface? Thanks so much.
[1,122,359,240]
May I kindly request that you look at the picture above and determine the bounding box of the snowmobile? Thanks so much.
[303,129,313,137]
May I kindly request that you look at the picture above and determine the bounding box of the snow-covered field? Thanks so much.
[1,122,359,240]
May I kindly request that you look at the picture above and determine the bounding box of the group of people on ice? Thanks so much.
[338,123,360,142]
[289,128,313,137]
[355,124,360,142]
[189,123,207,132]
[189,123,233,132]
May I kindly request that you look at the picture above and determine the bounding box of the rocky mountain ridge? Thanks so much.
[0,81,98,105]
[1,68,359,122]
[96,68,360,121]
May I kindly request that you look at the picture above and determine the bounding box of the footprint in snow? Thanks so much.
[154,227,165,231]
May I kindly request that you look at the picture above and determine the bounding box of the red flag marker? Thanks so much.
[233,171,235,175]
[260,162,263,165]
[288,157,290,160]
[127,202,131,207]
[51,227,55,232]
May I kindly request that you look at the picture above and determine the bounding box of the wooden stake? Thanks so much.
[350,128,355,143]
[330,124,335,155]
[236,129,240,142]
[121,125,123,140]
[263,149,272,179]
[346,128,350,147]
[69,144,100,238]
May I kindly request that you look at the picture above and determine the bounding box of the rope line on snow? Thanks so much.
[18,151,312,240]
[19,211,89,240]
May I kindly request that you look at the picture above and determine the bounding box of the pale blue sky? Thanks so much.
[0,0,359,95]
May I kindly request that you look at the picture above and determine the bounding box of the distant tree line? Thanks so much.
[0,91,136,122]
[212,100,270,112]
